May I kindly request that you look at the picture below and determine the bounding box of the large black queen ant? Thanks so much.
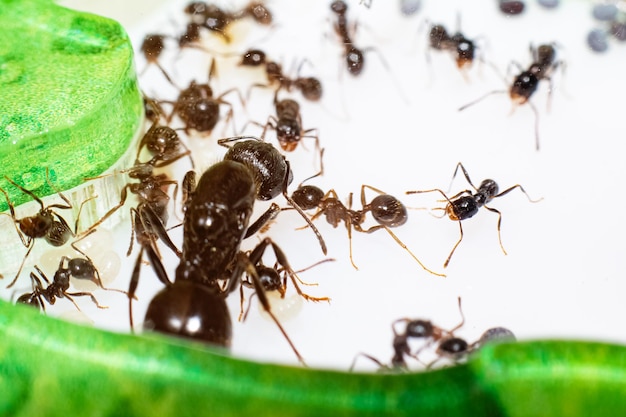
[141,136,329,366]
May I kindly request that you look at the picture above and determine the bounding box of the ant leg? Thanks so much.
[78,184,130,239]
[7,243,35,289]
[282,161,328,255]
[244,203,281,238]
[0,186,29,247]
[528,100,541,151]
[349,352,387,372]
[444,220,464,268]
[495,184,543,203]
[138,204,182,258]
[484,206,507,255]
[67,291,108,309]
[448,297,465,333]
[458,90,507,112]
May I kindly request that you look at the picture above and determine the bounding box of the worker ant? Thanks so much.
[239,49,323,101]
[166,59,244,136]
[350,298,464,371]
[291,182,443,276]
[428,22,477,70]
[0,170,81,289]
[330,0,367,76]
[16,260,107,314]
[184,2,272,43]
[458,43,562,150]
[142,139,331,365]
[406,162,542,268]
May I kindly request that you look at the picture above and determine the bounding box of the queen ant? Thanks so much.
[458,43,562,150]
[142,137,332,365]
[406,162,542,268]
[0,170,85,288]
[239,49,323,102]
[291,182,443,276]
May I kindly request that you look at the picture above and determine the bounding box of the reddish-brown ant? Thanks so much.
[406,162,542,268]
[239,49,323,101]
[458,43,562,150]
[291,183,443,276]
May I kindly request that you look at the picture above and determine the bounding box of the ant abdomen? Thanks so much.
[144,280,232,347]
[369,195,407,227]
[224,140,292,201]
[291,185,324,210]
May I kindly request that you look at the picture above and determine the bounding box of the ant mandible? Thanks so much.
[406,162,542,268]
[142,139,330,365]
[458,43,562,150]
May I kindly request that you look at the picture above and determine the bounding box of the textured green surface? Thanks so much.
[1,296,626,417]
[0,0,142,210]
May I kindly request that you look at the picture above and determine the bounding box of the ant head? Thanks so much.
[276,118,301,152]
[454,36,475,68]
[256,265,283,292]
[510,71,538,104]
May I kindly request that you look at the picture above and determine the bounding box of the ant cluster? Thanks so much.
[4,0,613,370]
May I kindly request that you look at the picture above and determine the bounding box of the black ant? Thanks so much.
[330,0,367,76]
[239,49,323,101]
[166,59,244,136]
[406,162,542,268]
[0,171,79,288]
[428,23,477,70]
[350,297,464,371]
[458,43,561,150]
[291,182,443,276]
[142,138,331,365]
[244,96,321,155]
[16,260,107,313]
[136,108,195,169]
[184,2,272,43]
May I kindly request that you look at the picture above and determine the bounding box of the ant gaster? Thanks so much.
[142,139,330,365]
[458,43,561,150]
[406,163,542,268]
